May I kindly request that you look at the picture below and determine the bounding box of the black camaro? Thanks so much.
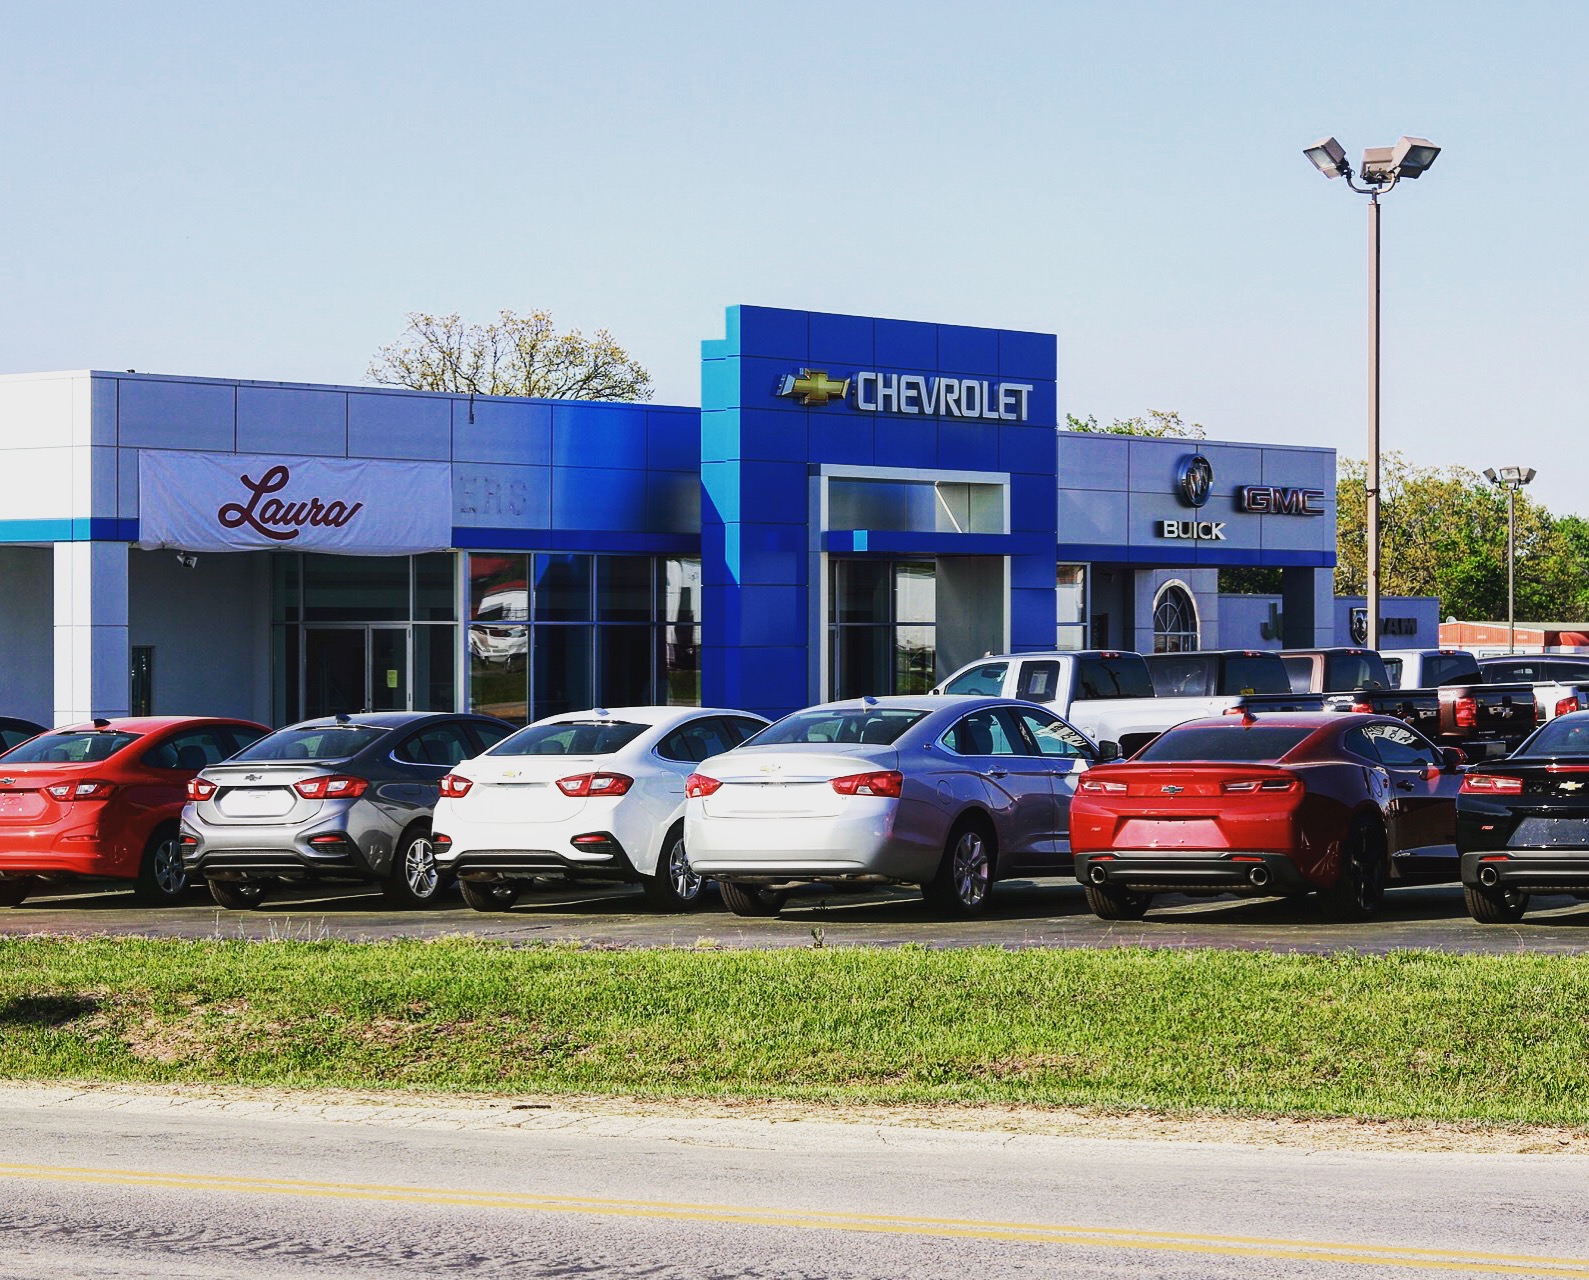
[1456,711,1589,922]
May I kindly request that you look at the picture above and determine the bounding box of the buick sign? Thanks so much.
[1177,454,1214,508]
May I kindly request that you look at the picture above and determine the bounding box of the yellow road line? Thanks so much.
[0,1161,1582,1276]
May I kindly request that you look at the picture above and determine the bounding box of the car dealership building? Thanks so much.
[0,304,1340,728]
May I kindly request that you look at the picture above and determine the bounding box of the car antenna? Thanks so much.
[593,707,609,717]
[336,712,351,724]
[863,695,878,706]
[92,718,111,730]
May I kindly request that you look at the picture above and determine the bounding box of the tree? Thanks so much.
[1064,409,1206,439]
[368,309,653,401]
[1334,453,1587,622]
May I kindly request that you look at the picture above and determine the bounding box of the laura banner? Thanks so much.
[137,451,452,554]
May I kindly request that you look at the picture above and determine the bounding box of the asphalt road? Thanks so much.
[1,1086,1586,1279]
[1,876,1588,952]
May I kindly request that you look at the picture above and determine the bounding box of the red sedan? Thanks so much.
[1070,713,1464,921]
[0,717,267,906]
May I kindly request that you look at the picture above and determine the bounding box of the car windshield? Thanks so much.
[0,730,139,764]
[1135,725,1315,764]
[1517,717,1589,759]
[750,708,928,746]
[490,721,648,756]
[230,725,389,763]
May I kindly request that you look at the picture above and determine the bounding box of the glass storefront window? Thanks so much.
[534,553,592,621]
[827,479,1004,535]
[895,562,935,625]
[598,624,655,707]
[413,625,457,711]
[663,624,701,705]
[895,624,936,693]
[471,628,528,722]
[304,554,408,622]
[1057,563,1087,650]
[414,553,456,622]
[598,556,654,621]
[662,557,701,626]
[533,625,593,718]
[834,560,889,623]
[829,559,937,699]
[470,554,528,623]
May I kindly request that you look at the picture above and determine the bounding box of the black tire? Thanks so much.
[1464,881,1529,924]
[641,825,705,912]
[1083,881,1152,921]
[459,878,519,913]
[132,826,189,905]
[208,878,267,910]
[1320,818,1387,921]
[382,828,449,907]
[0,878,37,908]
[924,819,996,918]
[719,881,787,917]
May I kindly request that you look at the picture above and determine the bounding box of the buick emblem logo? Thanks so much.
[1176,455,1214,508]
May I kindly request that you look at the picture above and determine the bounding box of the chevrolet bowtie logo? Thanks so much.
[776,369,851,407]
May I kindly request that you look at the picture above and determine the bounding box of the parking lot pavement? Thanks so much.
[0,878,1587,953]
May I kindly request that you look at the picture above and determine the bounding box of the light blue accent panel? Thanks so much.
[551,466,650,531]
[700,410,739,464]
[452,464,553,530]
[808,312,874,365]
[348,392,451,461]
[237,385,347,456]
[936,325,1000,374]
[1058,488,1129,546]
[117,378,234,451]
[552,402,646,468]
[701,358,737,413]
[701,460,741,524]
[646,470,700,534]
[1057,432,1129,491]
[451,397,552,465]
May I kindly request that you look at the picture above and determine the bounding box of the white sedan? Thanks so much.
[431,706,768,912]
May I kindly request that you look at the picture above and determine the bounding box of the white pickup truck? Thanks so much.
[932,649,1324,756]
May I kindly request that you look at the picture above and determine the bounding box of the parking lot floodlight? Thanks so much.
[1483,468,1499,484]
[1304,136,1350,178]
[1390,136,1441,178]
[1360,146,1398,184]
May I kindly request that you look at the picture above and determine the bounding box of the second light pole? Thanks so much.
[1484,466,1536,654]
[1305,135,1441,650]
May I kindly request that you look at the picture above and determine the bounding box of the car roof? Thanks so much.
[1168,712,1414,733]
[530,706,768,729]
[52,716,262,733]
[284,712,491,731]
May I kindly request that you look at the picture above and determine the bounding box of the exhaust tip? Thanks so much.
[1087,864,1108,885]
[1248,865,1270,888]
[1477,864,1500,887]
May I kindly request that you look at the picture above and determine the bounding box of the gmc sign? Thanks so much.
[1237,485,1327,516]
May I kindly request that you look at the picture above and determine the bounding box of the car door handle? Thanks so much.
[1396,780,1415,791]
[988,769,1009,779]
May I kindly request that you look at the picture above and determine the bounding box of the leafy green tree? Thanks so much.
[368,309,653,401]
[1065,409,1205,438]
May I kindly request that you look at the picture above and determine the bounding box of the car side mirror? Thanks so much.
[1095,740,1122,763]
[1440,746,1466,771]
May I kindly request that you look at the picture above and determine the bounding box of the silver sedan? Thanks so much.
[683,695,1112,918]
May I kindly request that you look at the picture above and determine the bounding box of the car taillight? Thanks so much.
[830,770,904,798]
[1351,699,1374,714]
[1460,774,1523,794]
[45,779,115,801]
[186,777,218,801]
[1454,696,1478,728]
[439,774,473,798]
[1557,696,1581,719]
[293,775,369,800]
[1080,777,1128,793]
[555,772,633,798]
[685,773,722,798]
[1221,778,1299,793]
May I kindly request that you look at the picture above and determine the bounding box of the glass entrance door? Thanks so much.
[304,626,410,719]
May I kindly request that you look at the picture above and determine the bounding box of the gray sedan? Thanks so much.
[683,695,1112,918]
[180,712,513,909]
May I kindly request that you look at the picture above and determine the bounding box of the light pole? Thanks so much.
[1484,466,1536,654]
[1304,135,1441,651]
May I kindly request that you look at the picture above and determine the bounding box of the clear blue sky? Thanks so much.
[3,1,1581,513]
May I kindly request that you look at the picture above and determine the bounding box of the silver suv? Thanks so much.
[180,712,513,908]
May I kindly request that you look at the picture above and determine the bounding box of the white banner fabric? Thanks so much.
[137,451,453,555]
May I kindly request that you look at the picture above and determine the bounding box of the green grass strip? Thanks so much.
[0,937,1586,1125]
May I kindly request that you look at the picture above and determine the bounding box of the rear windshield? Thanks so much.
[231,726,389,763]
[490,721,647,757]
[0,731,139,764]
[1517,716,1589,759]
[1136,725,1314,764]
[1075,656,1154,700]
[1324,653,1390,691]
[752,708,928,747]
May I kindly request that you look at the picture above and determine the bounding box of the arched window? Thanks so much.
[1152,583,1199,653]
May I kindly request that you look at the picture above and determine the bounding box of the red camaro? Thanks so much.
[1070,713,1464,921]
[0,717,267,907]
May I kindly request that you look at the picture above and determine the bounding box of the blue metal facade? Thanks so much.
[699,305,1061,716]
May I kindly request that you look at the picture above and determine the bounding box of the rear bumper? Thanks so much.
[683,808,933,885]
[1074,851,1311,895]
[1461,850,1589,892]
[437,834,640,884]
[0,834,126,879]
[180,803,386,882]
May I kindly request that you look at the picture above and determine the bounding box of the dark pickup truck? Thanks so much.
[1281,647,1537,760]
